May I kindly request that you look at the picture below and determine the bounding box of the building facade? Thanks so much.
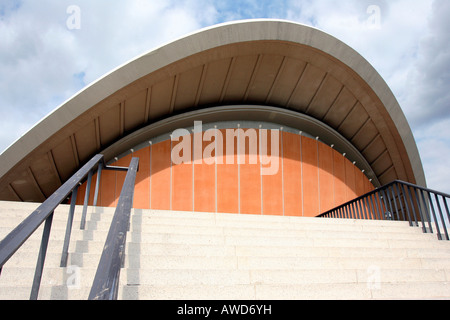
[0,20,426,217]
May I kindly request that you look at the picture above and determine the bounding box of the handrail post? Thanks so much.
[316,180,449,241]
[89,157,139,300]
[80,169,94,230]
[60,186,79,268]
[93,162,103,207]
[0,154,104,269]
[30,212,54,300]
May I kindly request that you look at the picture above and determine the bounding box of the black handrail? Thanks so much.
[0,153,139,300]
[0,154,104,299]
[318,180,450,241]
[88,157,139,300]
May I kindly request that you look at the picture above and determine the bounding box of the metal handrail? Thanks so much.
[0,153,139,300]
[88,157,139,300]
[318,180,450,241]
[0,154,105,299]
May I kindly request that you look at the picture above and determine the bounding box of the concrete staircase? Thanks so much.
[0,201,449,300]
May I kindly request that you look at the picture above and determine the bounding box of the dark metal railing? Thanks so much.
[0,154,139,300]
[318,180,450,241]
[88,157,139,300]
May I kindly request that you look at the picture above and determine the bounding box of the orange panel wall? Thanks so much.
[302,135,319,217]
[283,132,302,217]
[194,137,216,213]
[114,154,132,207]
[150,140,171,210]
[217,129,239,214]
[133,147,150,209]
[345,158,357,203]
[240,129,261,215]
[332,149,347,208]
[100,167,116,207]
[172,135,193,212]
[262,130,283,216]
[86,128,375,219]
[318,141,335,213]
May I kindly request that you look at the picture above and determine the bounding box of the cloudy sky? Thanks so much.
[0,0,449,193]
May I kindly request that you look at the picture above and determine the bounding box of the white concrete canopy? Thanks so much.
[0,19,425,202]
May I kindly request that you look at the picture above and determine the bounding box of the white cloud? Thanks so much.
[0,0,217,150]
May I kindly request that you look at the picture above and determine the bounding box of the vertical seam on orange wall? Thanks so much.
[317,137,320,215]
[237,124,241,214]
[260,128,263,215]
[170,139,173,211]
[332,145,336,208]
[215,126,218,214]
[192,132,195,212]
[281,128,285,216]
[300,131,304,217]
[149,141,152,210]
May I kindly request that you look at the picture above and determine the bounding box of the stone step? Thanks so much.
[0,201,418,228]
[1,267,449,300]
[4,253,450,277]
[0,224,434,249]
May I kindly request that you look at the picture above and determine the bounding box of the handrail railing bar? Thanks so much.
[30,212,54,300]
[318,180,449,241]
[413,188,428,232]
[60,186,79,268]
[406,186,420,228]
[389,185,400,221]
[368,194,375,220]
[400,184,414,226]
[426,191,442,240]
[394,183,406,222]
[360,198,367,220]
[358,199,364,219]
[388,186,397,220]
[379,189,388,219]
[439,195,450,240]
[419,189,433,234]
[372,193,380,220]
[351,202,357,219]
[362,198,368,220]
[0,154,104,269]
[103,165,129,172]
[384,187,393,219]
[352,201,358,219]
[395,180,450,199]
[321,180,450,220]
[442,197,450,227]
[88,157,139,300]
[93,162,102,207]
[80,169,93,230]
[433,194,446,240]
[440,195,450,240]
[389,186,400,221]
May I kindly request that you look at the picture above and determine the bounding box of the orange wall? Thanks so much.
[77,130,374,217]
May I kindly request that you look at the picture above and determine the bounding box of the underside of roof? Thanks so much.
[0,19,425,203]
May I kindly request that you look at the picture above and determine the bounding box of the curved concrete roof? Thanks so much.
[0,19,425,202]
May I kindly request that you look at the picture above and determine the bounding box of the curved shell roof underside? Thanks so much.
[0,19,425,203]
